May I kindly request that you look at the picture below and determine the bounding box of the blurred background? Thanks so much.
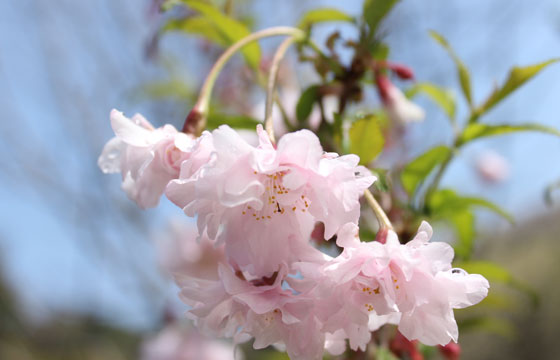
[0,0,559,359]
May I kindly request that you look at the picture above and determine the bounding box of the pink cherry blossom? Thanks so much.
[98,109,210,208]
[475,150,510,183]
[177,261,327,360]
[156,219,226,281]
[140,323,239,360]
[299,221,488,348]
[166,124,375,275]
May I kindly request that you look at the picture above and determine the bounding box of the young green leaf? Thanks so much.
[406,82,456,122]
[179,0,261,70]
[296,85,319,124]
[401,145,451,196]
[163,17,229,46]
[363,0,400,34]
[298,8,353,29]
[207,113,260,130]
[478,59,559,116]
[376,347,399,360]
[447,209,475,260]
[428,189,514,224]
[429,30,473,107]
[458,123,560,145]
[349,116,385,165]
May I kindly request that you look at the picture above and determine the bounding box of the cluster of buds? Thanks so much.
[374,61,425,125]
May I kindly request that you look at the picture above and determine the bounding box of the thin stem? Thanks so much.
[187,26,305,135]
[364,189,393,231]
[264,35,299,143]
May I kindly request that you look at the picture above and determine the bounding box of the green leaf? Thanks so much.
[478,59,559,116]
[457,261,539,307]
[406,82,456,122]
[478,292,518,311]
[429,30,473,107]
[349,115,385,165]
[458,123,560,145]
[401,146,451,196]
[376,347,399,360]
[429,189,514,224]
[448,209,475,259]
[163,17,228,46]
[178,0,261,70]
[298,8,353,29]
[459,316,516,339]
[161,0,182,11]
[207,113,260,130]
[296,85,319,124]
[372,168,390,192]
[363,0,400,34]
[371,42,390,60]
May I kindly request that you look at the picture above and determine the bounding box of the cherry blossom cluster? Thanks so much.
[99,109,489,360]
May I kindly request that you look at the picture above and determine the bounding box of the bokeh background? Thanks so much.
[1,0,559,359]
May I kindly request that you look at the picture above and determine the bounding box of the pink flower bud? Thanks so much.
[375,227,388,244]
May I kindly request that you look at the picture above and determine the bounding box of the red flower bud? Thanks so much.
[375,74,392,104]
[390,331,424,360]
[182,108,203,135]
[388,62,415,80]
[438,342,461,360]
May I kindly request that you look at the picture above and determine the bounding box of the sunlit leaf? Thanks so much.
[298,8,353,29]
[207,113,260,130]
[163,16,228,46]
[429,30,473,107]
[371,42,390,60]
[296,85,319,124]
[363,0,400,34]
[400,146,451,196]
[140,80,193,100]
[172,0,261,70]
[458,123,560,145]
[406,82,456,122]
[477,59,559,116]
[349,115,385,165]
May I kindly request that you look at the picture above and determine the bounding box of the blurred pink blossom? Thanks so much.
[141,323,239,360]
[476,150,510,183]
[98,109,211,208]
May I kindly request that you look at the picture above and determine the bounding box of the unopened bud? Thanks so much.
[390,331,424,360]
[375,227,388,244]
[388,62,415,80]
[438,342,461,360]
[375,74,392,104]
[182,108,203,135]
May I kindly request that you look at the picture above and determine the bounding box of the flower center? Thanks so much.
[241,171,310,221]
